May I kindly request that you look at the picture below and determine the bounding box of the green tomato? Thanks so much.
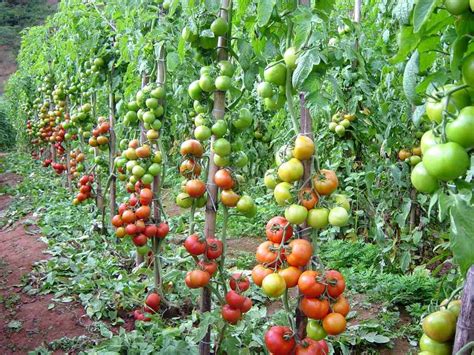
[210,17,228,36]
[420,130,440,154]
[426,85,471,124]
[196,194,208,208]
[212,120,228,137]
[284,204,308,225]
[422,310,456,342]
[194,100,207,114]
[264,169,279,190]
[236,195,255,214]
[340,119,351,128]
[332,194,350,211]
[233,151,249,168]
[150,86,165,99]
[463,52,474,87]
[410,155,422,166]
[194,114,207,127]
[125,111,138,123]
[445,0,470,14]
[335,125,346,137]
[142,173,154,185]
[274,182,293,206]
[328,207,349,227]
[423,142,470,181]
[215,75,232,91]
[264,94,286,110]
[243,204,257,218]
[306,320,327,341]
[257,82,274,98]
[194,125,212,141]
[181,26,197,42]
[283,47,297,70]
[143,111,156,124]
[261,273,286,298]
[419,334,452,355]
[132,165,146,178]
[328,122,337,131]
[127,101,139,111]
[176,192,193,208]
[218,60,234,77]
[199,75,215,92]
[213,138,231,156]
[264,63,287,86]
[278,158,304,183]
[148,163,161,176]
[214,154,230,167]
[151,119,162,130]
[146,98,159,109]
[152,151,162,163]
[153,105,164,117]
[137,245,150,256]
[446,106,474,148]
[188,80,202,100]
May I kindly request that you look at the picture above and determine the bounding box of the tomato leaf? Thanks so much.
[413,0,439,33]
[292,48,320,90]
[403,50,422,105]
[450,195,474,275]
[257,0,276,27]
[390,26,420,64]
[450,35,470,80]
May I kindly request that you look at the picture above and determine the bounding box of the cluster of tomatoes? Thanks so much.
[51,161,67,175]
[133,292,161,322]
[88,117,111,150]
[256,47,298,111]
[69,150,85,179]
[112,185,169,256]
[265,136,351,229]
[114,139,162,188]
[176,139,207,209]
[69,103,95,140]
[123,83,165,140]
[328,112,356,138]
[221,273,252,324]
[42,158,52,167]
[265,326,329,355]
[181,12,228,54]
[214,168,256,214]
[73,174,94,205]
[418,299,461,355]
[398,145,422,166]
[183,233,222,288]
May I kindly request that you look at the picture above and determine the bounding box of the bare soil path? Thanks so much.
[0,171,92,354]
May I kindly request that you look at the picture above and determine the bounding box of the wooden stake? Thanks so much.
[453,266,474,353]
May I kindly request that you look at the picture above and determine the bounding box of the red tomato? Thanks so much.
[266,216,293,243]
[264,326,296,355]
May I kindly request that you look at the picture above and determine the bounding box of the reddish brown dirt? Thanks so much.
[0,173,92,354]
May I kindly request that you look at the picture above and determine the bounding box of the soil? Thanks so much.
[0,172,93,354]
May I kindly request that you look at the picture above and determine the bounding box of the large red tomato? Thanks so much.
[264,326,296,355]
[266,216,293,243]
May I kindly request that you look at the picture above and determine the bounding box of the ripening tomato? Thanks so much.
[198,260,218,275]
[125,223,138,236]
[325,270,346,298]
[220,189,240,207]
[185,179,206,198]
[293,135,315,160]
[180,139,203,157]
[322,313,346,335]
[298,271,325,298]
[262,273,287,298]
[419,334,452,355]
[266,216,293,243]
[176,192,193,208]
[264,326,296,355]
[122,210,136,224]
[422,310,456,343]
[256,241,285,267]
[185,270,210,288]
[140,188,153,205]
[252,264,273,286]
[333,295,350,316]
[299,188,318,210]
[132,233,147,247]
[221,304,241,324]
[180,159,202,178]
[278,266,302,288]
[225,290,246,309]
[240,297,252,313]
[300,297,330,319]
[184,234,206,255]
[214,169,234,190]
[295,338,322,355]
[145,293,161,311]
[111,215,123,227]
[206,238,223,259]
[319,340,329,355]
[313,170,338,195]
[286,239,313,267]
[156,222,169,238]
[136,205,151,220]
[144,224,158,237]
[229,273,250,292]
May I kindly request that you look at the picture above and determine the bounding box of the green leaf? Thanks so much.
[450,195,474,275]
[292,48,320,90]
[403,50,422,105]
[412,105,426,126]
[314,0,334,14]
[413,0,438,33]
[450,35,469,80]
[257,0,276,27]
[390,26,421,64]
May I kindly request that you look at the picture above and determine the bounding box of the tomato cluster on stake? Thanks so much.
[114,139,162,187]
[73,174,94,205]
[418,299,461,355]
[88,116,111,150]
[176,139,207,208]
[111,184,169,257]
[221,273,252,324]
[68,150,85,178]
[264,136,351,230]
